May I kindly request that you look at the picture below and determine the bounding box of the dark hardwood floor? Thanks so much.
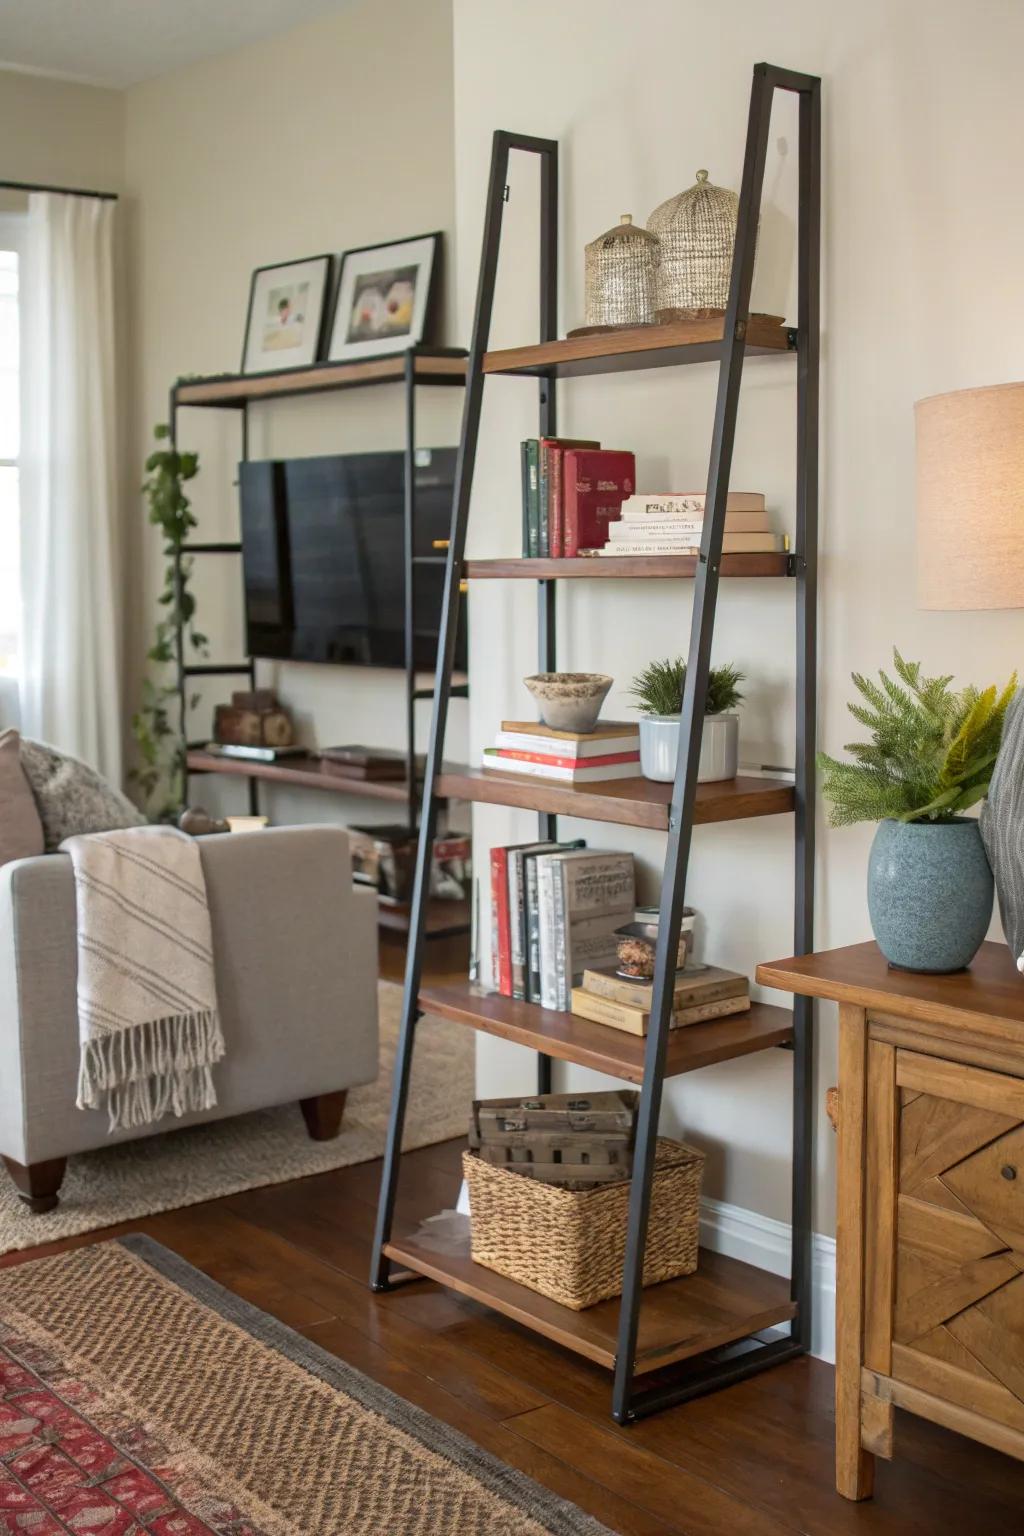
[2,932,1022,1534]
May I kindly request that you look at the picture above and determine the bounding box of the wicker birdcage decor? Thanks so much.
[582,214,659,330]
[647,169,739,319]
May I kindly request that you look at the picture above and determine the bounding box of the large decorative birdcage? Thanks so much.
[647,169,739,318]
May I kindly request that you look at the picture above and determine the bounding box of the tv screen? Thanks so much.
[239,449,465,671]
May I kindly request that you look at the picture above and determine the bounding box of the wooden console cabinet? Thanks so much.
[757,941,1024,1500]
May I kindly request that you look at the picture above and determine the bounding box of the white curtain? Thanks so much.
[19,192,122,784]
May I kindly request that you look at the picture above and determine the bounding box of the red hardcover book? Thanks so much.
[498,748,641,769]
[490,845,513,995]
[549,439,598,557]
[563,449,636,556]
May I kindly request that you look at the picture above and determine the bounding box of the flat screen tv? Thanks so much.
[239,449,466,671]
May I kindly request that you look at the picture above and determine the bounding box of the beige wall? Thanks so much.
[452,0,1024,1240]
[0,69,124,202]
[122,0,464,825]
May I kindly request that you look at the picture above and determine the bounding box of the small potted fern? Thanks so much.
[629,657,744,783]
[819,651,1017,973]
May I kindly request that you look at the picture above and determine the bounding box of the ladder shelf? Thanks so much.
[370,63,821,1423]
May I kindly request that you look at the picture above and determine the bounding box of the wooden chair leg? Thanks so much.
[300,1091,347,1142]
[2,1155,67,1214]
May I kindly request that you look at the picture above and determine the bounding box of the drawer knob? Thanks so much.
[1001,1164,1017,1182]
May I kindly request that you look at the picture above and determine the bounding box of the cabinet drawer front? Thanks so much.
[893,1048,1024,1422]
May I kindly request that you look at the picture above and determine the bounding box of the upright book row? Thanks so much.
[520,438,635,557]
[490,844,635,1011]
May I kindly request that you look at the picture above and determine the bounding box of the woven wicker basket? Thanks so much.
[583,214,659,328]
[647,169,739,317]
[464,1137,704,1310]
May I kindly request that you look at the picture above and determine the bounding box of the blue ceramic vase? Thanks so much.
[867,817,994,973]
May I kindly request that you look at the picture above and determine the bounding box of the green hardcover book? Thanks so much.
[522,440,540,558]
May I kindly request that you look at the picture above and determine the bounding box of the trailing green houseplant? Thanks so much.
[819,650,1017,973]
[629,657,746,785]
[130,424,207,818]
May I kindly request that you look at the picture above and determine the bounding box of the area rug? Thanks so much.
[0,982,472,1256]
[0,1236,611,1535]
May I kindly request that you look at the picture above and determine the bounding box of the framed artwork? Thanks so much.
[327,233,441,362]
[241,254,332,374]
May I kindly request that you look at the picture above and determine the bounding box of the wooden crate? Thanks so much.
[469,1091,637,1188]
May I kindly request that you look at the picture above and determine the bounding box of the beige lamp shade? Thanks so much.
[916,381,1024,609]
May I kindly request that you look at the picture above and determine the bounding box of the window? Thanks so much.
[0,216,23,676]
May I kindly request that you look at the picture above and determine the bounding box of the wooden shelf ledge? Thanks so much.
[483,315,794,380]
[465,554,791,580]
[434,767,794,830]
[419,982,793,1083]
[174,349,468,408]
[383,1220,796,1373]
[186,749,419,803]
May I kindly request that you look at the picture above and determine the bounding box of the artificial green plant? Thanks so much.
[629,657,745,717]
[130,423,206,817]
[818,649,1017,827]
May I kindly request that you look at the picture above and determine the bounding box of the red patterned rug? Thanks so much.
[0,1236,611,1535]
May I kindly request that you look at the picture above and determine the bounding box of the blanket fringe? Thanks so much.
[76,1010,226,1132]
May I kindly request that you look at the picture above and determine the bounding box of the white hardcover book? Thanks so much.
[537,856,560,1011]
[494,729,639,758]
[600,542,700,556]
[621,491,765,515]
[481,753,642,782]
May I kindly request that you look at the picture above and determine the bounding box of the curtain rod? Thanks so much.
[0,178,118,201]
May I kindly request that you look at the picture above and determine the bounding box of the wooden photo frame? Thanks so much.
[327,232,441,362]
[241,254,332,374]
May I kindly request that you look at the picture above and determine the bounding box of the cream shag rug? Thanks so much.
[0,982,472,1255]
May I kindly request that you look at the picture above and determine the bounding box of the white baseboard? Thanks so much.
[700,1196,836,1363]
[455,1180,836,1363]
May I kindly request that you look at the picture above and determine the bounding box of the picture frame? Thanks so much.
[241,254,332,374]
[327,232,441,362]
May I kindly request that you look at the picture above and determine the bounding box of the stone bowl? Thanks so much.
[523,672,613,734]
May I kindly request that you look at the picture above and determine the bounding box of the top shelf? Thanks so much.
[174,348,468,409]
[483,315,795,380]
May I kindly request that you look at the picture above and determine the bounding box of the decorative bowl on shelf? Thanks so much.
[524,672,613,734]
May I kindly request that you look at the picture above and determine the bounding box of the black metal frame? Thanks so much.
[169,345,468,830]
[370,64,820,1423]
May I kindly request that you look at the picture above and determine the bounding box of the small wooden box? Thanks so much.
[469,1091,637,1189]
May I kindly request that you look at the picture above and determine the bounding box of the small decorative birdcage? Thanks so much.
[647,169,739,318]
[582,214,659,330]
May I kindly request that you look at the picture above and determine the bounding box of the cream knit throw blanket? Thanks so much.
[62,825,225,1132]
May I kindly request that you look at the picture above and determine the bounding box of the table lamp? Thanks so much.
[916,380,1024,609]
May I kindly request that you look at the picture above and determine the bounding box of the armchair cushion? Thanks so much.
[19,737,146,851]
[0,731,44,868]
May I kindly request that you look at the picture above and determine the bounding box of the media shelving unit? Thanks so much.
[167,345,469,935]
[371,62,820,1421]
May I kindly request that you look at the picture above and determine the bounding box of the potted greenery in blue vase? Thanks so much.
[819,651,1017,973]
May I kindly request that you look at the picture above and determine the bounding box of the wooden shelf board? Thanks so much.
[465,554,791,580]
[483,315,794,380]
[380,899,471,939]
[383,1221,796,1372]
[175,350,468,408]
[419,983,793,1082]
[186,750,417,802]
[434,767,794,830]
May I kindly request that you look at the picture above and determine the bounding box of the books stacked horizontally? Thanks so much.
[491,844,635,1010]
[571,964,750,1036]
[598,491,786,557]
[521,439,636,557]
[482,720,642,783]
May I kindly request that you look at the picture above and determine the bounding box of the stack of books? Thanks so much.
[597,491,785,557]
[571,964,750,1036]
[491,844,635,1009]
[482,720,642,784]
[521,440,636,557]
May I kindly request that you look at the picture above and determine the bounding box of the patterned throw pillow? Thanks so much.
[18,737,147,852]
[0,729,45,867]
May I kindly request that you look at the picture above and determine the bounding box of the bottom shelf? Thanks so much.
[384,1215,795,1373]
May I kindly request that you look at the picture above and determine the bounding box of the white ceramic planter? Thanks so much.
[638,713,739,784]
